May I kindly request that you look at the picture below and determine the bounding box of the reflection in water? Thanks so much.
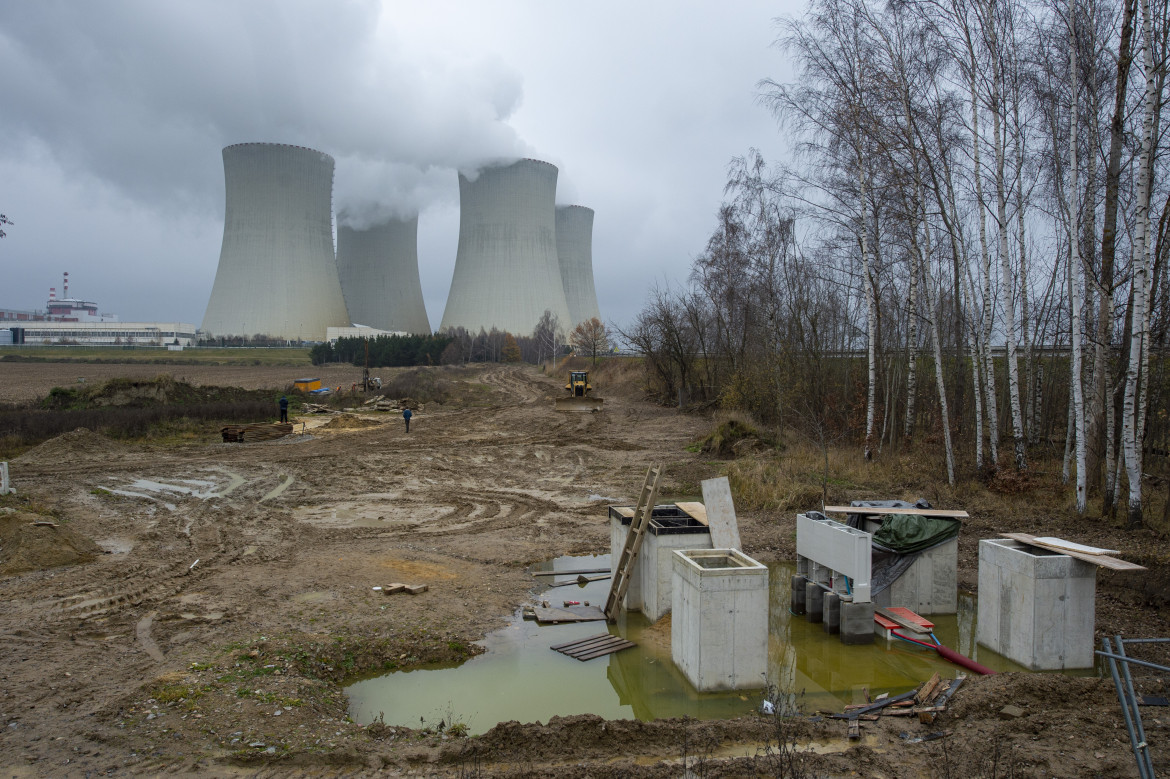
[345,557,1077,735]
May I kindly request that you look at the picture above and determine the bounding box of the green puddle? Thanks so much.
[345,555,1088,735]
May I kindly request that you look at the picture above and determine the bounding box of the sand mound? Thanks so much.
[14,427,126,466]
[319,415,382,431]
[0,510,103,575]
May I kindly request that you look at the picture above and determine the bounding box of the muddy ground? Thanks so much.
[0,363,1167,777]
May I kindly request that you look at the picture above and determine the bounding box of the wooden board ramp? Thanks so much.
[604,463,664,622]
[551,633,636,661]
[999,532,1145,571]
[533,605,607,624]
[823,506,969,519]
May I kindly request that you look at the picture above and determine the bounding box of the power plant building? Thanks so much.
[440,158,573,336]
[336,216,430,335]
[202,143,350,340]
[555,205,602,328]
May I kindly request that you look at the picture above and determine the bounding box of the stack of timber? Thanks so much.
[831,674,965,735]
[221,423,294,443]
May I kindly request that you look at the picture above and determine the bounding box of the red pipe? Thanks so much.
[892,630,996,675]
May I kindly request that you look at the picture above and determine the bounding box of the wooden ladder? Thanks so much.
[604,463,664,622]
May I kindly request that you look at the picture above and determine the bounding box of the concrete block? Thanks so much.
[976,539,1096,670]
[0,462,11,496]
[874,538,958,615]
[610,507,712,621]
[790,575,806,615]
[823,591,841,634]
[805,581,824,624]
[671,549,768,691]
[840,601,875,645]
[796,513,872,602]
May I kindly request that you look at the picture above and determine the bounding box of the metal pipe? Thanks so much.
[1101,638,1148,779]
[1094,651,1170,674]
[1121,637,1170,645]
[1116,636,1155,778]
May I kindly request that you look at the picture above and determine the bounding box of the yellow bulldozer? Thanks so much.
[555,370,604,412]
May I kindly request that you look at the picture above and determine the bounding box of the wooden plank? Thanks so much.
[550,634,618,652]
[611,506,635,518]
[532,568,611,577]
[876,607,933,634]
[832,689,918,719]
[549,633,612,651]
[823,506,969,518]
[575,640,635,661]
[1033,537,1119,555]
[701,477,741,550]
[578,573,610,584]
[405,584,428,595]
[847,720,860,739]
[674,502,709,526]
[915,673,943,705]
[534,605,607,624]
[1000,532,1146,571]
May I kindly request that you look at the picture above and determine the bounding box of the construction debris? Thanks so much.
[831,676,966,730]
[221,423,294,443]
[551,633,634,661]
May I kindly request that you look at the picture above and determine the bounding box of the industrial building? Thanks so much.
[336,216,431,335]
[555,205,602,328]
[3,321,198,346]
[440,158,573,336]
[201,143,350,341]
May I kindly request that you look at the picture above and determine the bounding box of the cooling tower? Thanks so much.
[202,143,350,340]
[440,158,573,335]
[336,216,430,334]
[555,205,602,328]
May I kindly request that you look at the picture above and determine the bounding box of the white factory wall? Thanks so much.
[11,321,198,346]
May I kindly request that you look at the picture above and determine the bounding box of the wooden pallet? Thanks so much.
[604,463,664,622]
[551,633,636,661]
[533,605,607,624]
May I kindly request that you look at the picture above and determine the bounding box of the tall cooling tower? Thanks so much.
[202,143,350,340]
[440,158,572,335]
[555,205,602,327]
[336,216,430,334]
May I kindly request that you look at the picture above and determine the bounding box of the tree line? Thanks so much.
[627,0,1170,526]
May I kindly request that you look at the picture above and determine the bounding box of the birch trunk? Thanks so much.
[861,165,879,462]
[1067,12,1088,514]
[903,253,919,443]
[918,202,956,484]
[1122,0,1157,529]
[971,61,1001,467]
[990,42,1028,470]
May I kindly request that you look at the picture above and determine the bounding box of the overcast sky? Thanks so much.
[0,0,803,334]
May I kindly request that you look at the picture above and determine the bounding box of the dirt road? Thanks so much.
[0,364,1160,777]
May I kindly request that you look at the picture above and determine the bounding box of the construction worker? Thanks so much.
[279,395,288,423]
[403,406,412,433]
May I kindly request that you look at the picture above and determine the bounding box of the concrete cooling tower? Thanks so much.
[202,143,350,340]
[336,216,430,335]
[440,158,573,335]
[555,205,602,328]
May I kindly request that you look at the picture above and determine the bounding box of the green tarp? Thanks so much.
[872,514,961,554]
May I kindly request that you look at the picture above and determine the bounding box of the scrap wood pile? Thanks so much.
[361,395,422,412]
[220,422,294,443]
[831,673,964,736]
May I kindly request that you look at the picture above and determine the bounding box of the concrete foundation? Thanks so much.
[840,601,875,645]
[804,581,824,624]
[823,591,841,634]
[671,549,769,691]
[976,538,1096,670]
[609,505,712,621]
[790,575,806,615]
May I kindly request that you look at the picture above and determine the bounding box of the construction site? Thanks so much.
[0,361,1168,777]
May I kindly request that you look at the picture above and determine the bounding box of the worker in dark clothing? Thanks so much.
[403,407,412,433]
[279,395,289,423]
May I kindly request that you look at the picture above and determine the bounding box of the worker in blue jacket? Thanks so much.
[403,406,412,433]
[279,396,289,423]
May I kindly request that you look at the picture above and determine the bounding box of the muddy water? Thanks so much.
[345,558,1056,735]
